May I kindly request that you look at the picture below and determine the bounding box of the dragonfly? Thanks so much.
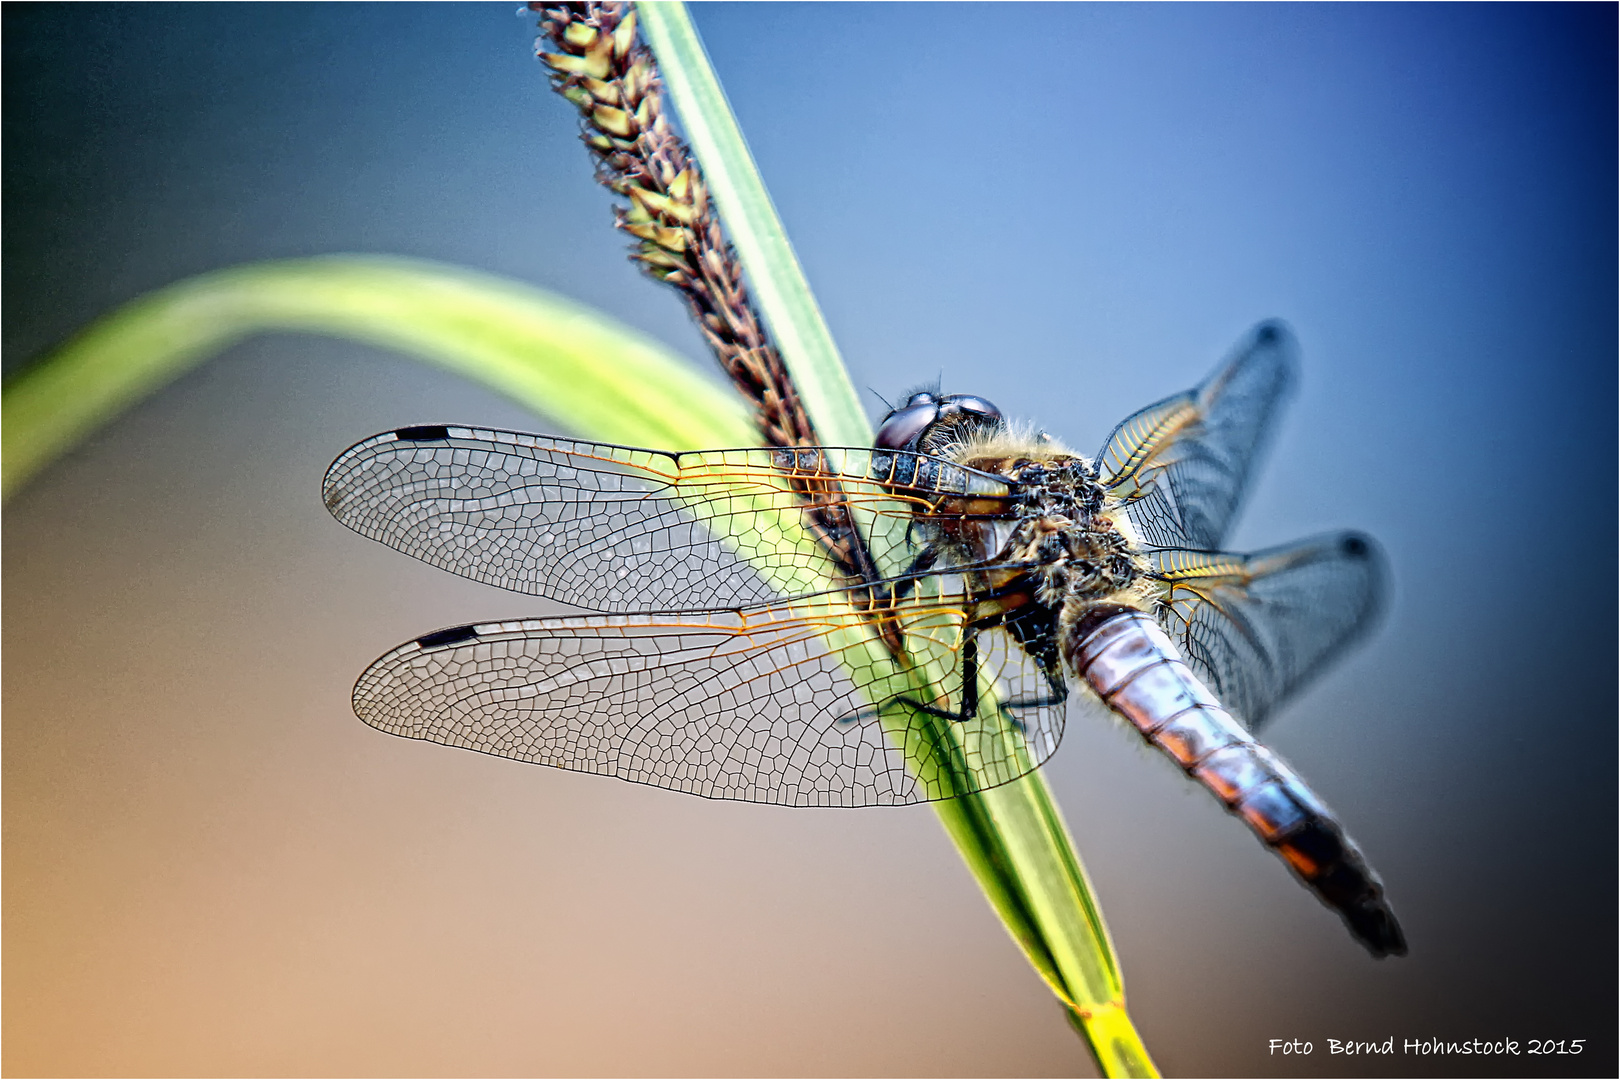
[323,320,1405,958]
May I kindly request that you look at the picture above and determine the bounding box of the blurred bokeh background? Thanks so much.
[5,4,1614,1076]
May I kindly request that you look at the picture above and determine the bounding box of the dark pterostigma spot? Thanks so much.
[1340,534,1370,558]
[416,625,479,649]
[394,425,451,442]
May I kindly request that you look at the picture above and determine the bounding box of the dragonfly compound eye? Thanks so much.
[940,395,1002,425]
[911,394,1005,452]
[875,399,942,451]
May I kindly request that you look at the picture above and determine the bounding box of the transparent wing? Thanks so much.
[323,426,1015,612]
[1098,321,1296,550]
[1150,532,1386,730]
[351,591,1064,807]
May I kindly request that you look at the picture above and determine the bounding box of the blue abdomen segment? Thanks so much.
[1067,608,1406,958]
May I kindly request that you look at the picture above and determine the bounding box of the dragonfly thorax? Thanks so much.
[884,396,1138,606]
[933,444,1144,610]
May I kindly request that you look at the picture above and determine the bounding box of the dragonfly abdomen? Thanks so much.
[1064,606,1406,958]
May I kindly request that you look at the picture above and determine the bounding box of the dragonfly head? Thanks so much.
[875,392,1004,455]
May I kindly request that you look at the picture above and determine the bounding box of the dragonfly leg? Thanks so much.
[837,609,1065,729]
[883,546,941,605]
[993,669,1069,734]
[972,602,1071,728]
[893,620,1066,727]
[878,628,982,724]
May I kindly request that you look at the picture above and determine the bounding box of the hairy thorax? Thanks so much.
[937,432,1150,616]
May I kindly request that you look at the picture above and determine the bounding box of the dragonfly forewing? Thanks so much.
[323,428,1016,613]
[1099,321,1296,551]
[323,427,833,610]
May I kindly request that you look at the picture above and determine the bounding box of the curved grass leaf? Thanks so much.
[2,255,753,499]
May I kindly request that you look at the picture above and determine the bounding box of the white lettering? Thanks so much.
[1329,1038,1395,1055]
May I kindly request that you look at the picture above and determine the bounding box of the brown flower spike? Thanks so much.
[533,1,814,449]
[534,1,891,612]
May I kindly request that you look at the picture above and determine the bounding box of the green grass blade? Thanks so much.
[2,254,753,499]
[636,1,870,448]
[640,6,1157,1075]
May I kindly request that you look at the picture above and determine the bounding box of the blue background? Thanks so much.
[6,4,1614,1075]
